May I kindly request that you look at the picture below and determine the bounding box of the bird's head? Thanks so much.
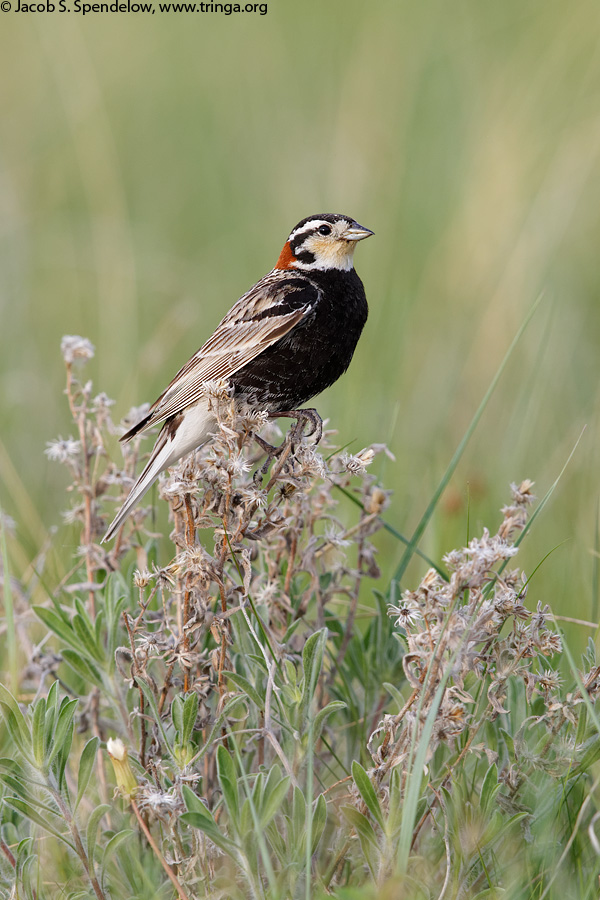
[275,214,374,272]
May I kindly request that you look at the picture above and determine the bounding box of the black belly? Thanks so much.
[231,269,368,411]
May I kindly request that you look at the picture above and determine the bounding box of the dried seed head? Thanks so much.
[340,447,375,476]
[510,479,536,506]
[203,379,234,402]
[92,392,115,411]
[365,486,391,515]
[133,569,152,588]
[45,437,81,464]
[61,334,95,364]
[388,601,423,629]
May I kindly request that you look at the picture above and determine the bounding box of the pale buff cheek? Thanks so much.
[305,236,356,270]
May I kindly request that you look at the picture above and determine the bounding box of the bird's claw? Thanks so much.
[252,409,323,483]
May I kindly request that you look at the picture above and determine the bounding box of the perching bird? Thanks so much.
[102,213,373,542]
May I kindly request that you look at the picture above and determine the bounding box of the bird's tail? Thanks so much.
[101,433,174,543]
[101,400,215,543]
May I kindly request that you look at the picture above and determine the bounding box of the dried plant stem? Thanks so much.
[322,773,353,796]
[182,494,196,692]
[376,687,420,779]
[124,610,149,766]
[130,798,191,900]
[331,520,368,675]
[434,790,452,900]
[315,512,378,558]
[284,531,297,596]
[53,783,106,900]
[217,577,228,694]
[65,363,96,617]
[554,615,600,628]
[324,835,353,889]
[158,659,177,715]
[264,439,294,492]
[410,712,490,850]
[90,688,109,809]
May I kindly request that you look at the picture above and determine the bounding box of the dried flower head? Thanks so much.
[61,335,95,364]
[370,482,565,773]
[387,600,423,629]
[45,436,81,464]
[511,479,536,506]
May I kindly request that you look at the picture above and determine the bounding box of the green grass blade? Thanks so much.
[392,293,543,586]
[335,483,448,579]
[497,426,586,577]
[0,508,18,690]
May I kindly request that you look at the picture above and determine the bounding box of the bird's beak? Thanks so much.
[342,222,375,241]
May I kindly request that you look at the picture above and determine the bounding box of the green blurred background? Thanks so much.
[2,0,600,645]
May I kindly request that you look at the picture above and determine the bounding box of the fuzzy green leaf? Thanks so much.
[573,734,600,775]
[312,700,346,746]
[72,611,104,664]
[500,728,516,761]
[341,806,379,876]
[60,649,105,690]
[240,796,253,836]
[341,806,379,848]
[46,681,60,716]
[31,698,46,768]
[282,618,303,644]
[301,629,327,717]
[387,768,403,836]
[182,692,199,744]
[32,607,77,648]
[5,797,75,849]
[292,785,306,846]
[216,744,239,823]
[0,776,57,815]
[171,695,184,735]
[180,812,238,856]
[47,698,78,768]
[76,737,99,811]
[182,784,210,815]
[311,793,327,854]
[265,819,288,864]
[383,681,406,710]
[260,774,290,827]
[87,804,110,864]
[0,684,31,752]
[226,672,265,711]
[102,829,134,867]
[181,790,237,855]
[352,760,384,830]
[480,763,501,815]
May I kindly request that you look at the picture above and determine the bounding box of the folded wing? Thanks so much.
[122,275,319,440]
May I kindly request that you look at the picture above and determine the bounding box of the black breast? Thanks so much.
[231,268,368,411]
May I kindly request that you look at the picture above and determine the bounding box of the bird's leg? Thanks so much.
[252,432,283,482]
[269,408,323,446]
[253,433,279,456]
[252,409,323,485]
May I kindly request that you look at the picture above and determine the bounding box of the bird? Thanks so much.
[101,213,373,542]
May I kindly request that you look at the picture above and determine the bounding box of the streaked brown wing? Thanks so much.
[131,273,318,434]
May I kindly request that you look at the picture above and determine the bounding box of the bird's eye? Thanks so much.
[318,224,332,236]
